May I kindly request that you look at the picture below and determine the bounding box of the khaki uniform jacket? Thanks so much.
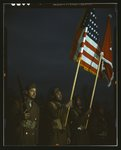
[13,99,40,145]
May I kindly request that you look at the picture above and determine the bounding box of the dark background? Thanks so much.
[3,3,118,145]
[4,3,117,108]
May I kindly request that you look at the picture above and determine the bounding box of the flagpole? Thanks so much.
[85,52,104,129]
[64,56,82,128]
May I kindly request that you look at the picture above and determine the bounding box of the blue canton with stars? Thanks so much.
[82,8,100,44]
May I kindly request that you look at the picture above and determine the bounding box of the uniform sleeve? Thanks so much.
[12,100,24,126]
[36,105,40,129]
[69,108,79,122]
[47,102,58,119]
[35,104,40,144]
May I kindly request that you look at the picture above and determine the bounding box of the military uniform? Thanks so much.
[14,98,40,145]
[69,106,90,145]
[88,107,108,145]
[47,100,70,145]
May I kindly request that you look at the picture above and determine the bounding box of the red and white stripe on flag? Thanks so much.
[73,27,100,75]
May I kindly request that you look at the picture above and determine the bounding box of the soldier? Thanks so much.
[46,87,71,146]
[13,83,40,145]
[88,104,108,145]
[69,96,91,145]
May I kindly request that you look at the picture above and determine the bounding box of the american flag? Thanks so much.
[71,8,101,75]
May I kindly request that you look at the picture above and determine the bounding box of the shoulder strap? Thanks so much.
[49,101,58,110]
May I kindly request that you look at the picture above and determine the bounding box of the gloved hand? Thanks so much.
[86,108,92,117]
[77,125,85,131]
[66,101,72,108]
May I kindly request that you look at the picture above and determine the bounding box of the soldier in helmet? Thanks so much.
[46,87,71,146]
[13,83,40,145]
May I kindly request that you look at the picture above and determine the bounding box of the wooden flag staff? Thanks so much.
[85,52,104,129]
[64,56,82,127]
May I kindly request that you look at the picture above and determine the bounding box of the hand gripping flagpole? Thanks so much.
[85,52,104,129]
[64,56,82,128]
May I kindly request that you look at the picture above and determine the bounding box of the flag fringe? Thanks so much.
[80,63,97,76]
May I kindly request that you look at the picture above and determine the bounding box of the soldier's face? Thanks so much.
[55,90,62,101]
[28,88,36,99]
[76,98,81,106]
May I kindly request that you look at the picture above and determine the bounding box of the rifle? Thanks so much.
[17,75,24,98]
[17,74,26,112]
[17,75,32,113]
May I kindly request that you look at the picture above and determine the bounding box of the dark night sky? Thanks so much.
[4,3,117,111]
